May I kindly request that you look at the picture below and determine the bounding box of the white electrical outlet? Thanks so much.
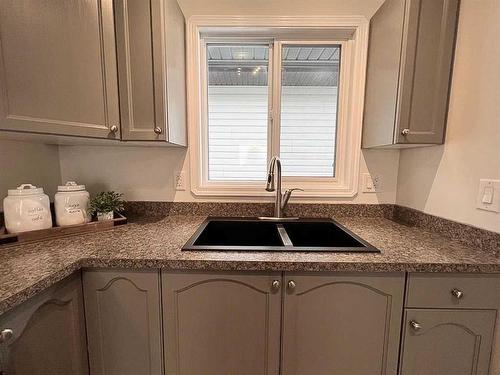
[372,175,383,191]
[476,179,500,212]
[362,173,382,193]
[174,171,186,191]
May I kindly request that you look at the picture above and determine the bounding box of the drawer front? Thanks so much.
[407,273,500,309]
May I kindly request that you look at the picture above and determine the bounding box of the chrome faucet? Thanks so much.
[264,156,303,219]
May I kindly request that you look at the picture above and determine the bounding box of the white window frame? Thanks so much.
[187,16,369,198]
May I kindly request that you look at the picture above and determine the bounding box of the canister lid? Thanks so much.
[7,184,45,196]
[57,181,86,192]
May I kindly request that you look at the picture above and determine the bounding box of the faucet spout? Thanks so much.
[265,157,277,191]
[265,172,275,192]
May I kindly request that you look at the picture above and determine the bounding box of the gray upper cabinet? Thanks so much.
[400,309,496,375]
[362,0,460,148]
[115,0,187,145]
[83,269,163,375]
[0,272,88,375]
[281,273,405,375]
[0,0,187,145]
[162,271,282,375]
[0,0,121,139]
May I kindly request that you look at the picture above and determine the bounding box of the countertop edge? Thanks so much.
[1,257,499,316]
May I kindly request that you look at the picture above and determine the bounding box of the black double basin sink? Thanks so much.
[183,218,379,253]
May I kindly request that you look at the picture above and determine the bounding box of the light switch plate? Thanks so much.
[476,179,500,212]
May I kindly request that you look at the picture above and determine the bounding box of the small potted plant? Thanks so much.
[89,191,125,221]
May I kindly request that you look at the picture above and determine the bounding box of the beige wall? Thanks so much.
[396,0,500,234]
[58,145,186,202]
[58,145,400,204]
[0,140,61,203]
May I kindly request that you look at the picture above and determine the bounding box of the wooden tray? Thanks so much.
[0,212,127,246]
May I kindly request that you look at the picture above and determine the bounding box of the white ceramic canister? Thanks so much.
[54,181,90,226]
[3,184,53,233]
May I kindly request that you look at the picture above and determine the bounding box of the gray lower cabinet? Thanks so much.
[281,273,405,375]
[83,269,163,375]
[0,0,120,139]
[2,270,498,375]
[362,0,460,148]
[0,272,88,375]
[401,273,500,374]
[162,271,282,375]
[400,309,496,375]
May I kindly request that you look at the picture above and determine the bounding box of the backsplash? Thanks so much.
[393,205,500,257]
[124,201,395,219]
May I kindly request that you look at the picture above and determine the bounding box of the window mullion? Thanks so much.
[270,40,282,159]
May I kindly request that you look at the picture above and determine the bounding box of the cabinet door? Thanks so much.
[396,0,459,144]
[162,271,282,375]
[400,309,496,375]
[281,273,405,375]
[83,269,163,375]
[362,0,407,148]
[114,0,166,141]
[0,273,88,375]
[115,0,186,144]
[0,0,120,139]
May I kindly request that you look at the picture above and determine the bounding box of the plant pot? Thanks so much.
[97,211,114,221]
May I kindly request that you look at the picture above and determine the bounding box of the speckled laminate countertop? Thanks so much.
[0,215,498,315]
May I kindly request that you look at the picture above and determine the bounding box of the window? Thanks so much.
[207,44,270,181]
[279,45,340,177]
[206,43,340,181]
[188,17,369,197]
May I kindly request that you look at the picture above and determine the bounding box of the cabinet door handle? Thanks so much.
[271,280,280,291]
[451,288,464,299]
[401,128,410,136]
[409,320,422,331]
[154,126,163,135]
[287,280,296,291]
[110,125,119,133]
[0,328,13,344]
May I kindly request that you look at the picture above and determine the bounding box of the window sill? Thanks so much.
[191,180,359,198]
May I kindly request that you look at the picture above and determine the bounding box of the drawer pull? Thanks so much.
[451,288,464,299]
[409,320,422,331]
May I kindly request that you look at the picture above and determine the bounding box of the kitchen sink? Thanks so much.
[190,220,284,248]
[183,218,379,252]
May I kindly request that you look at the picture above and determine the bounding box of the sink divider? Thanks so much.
[276,224,293,246]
